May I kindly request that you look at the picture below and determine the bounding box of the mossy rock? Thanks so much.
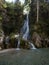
[20,39,30,49]
[10,38,18,48]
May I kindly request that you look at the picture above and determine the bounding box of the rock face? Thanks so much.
[29,0,49,48]
[0,30,4,49]
[32,32,42,48]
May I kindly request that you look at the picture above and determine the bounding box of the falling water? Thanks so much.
[17,39,20,48]
[29,42,36,49]
[22,14,36,49]
[16,38,20,50]
[15,34,20,50]
[16,13,36,50]
[23,14,29,40]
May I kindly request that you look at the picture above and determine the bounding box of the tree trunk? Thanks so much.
[37,0,39,23]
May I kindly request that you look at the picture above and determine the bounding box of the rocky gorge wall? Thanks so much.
[29,0,49,48]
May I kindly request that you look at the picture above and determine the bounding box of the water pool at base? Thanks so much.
[0,48,49,65]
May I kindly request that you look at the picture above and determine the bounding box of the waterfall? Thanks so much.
[29,42,36,49]
[16,14,36,50]
[16,38,20,50]
[23,14,29,40]
[15,34,20,50]
[22,14,36,49]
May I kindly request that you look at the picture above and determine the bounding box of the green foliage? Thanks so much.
[29,0,49,47]
[20,39,30,49]
[10,38,16,48]
[1,1,24,35]
[29,0,49,39]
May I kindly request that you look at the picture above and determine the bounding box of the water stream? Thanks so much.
[22,14,36,49]
[16,13,36,50]
[16,38,20,50]
[23,14,29,40]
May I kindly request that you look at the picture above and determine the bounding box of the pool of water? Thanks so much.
[0,48,49,65]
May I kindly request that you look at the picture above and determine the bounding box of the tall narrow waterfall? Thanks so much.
[22,14,36,49]
[23,14,29,40]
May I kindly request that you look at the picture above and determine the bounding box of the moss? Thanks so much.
[20,39,30,49]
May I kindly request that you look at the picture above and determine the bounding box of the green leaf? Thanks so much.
[2,3,7,8]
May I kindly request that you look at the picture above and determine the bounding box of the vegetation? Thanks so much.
[0,0,49,49]
[2,1,24,35]
[29,0,49,47]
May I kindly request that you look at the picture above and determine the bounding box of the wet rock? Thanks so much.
[32,32,42,48]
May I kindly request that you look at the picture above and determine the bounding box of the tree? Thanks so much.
[2,1,23,35]
[29,0,49,39]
